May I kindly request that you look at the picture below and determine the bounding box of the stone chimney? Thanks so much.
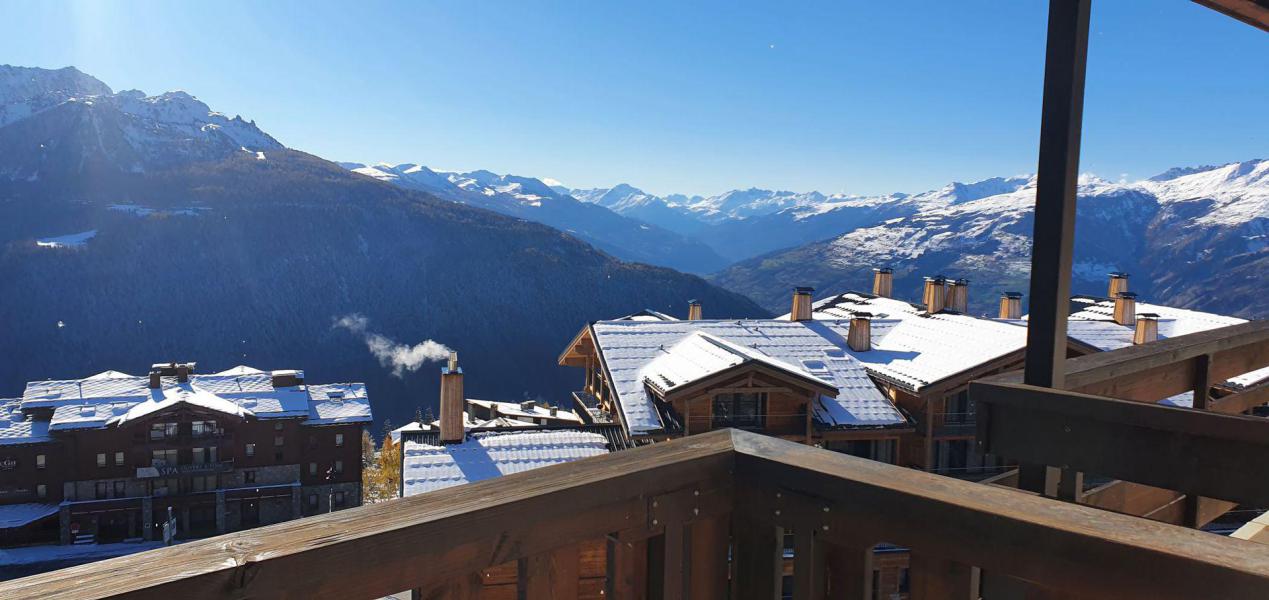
[439,352,465,444]
[687,299,702,321]
[790,287,814,322]
[1134,313,1159,345]
[847,313,872,352]
[998,292,1023,320]
[872,267,894,298]
[1107,272,1129,299]
[944,279,969,313]
[1113,292,1137,326]
[922,276,946,314]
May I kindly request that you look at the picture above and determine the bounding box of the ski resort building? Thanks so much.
[0,363,370,547]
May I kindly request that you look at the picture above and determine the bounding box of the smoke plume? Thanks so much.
[334,314,451,378]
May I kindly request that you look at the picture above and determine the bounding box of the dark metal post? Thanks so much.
[1019,0,1092,495]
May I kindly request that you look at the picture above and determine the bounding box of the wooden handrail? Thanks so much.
[3,430,1267,599]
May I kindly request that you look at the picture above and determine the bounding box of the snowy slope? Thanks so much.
[714,160,1267,318]
[0,65,281,180]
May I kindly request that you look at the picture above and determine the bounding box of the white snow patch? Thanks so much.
[36,230,96,248]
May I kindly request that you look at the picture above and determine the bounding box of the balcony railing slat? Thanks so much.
[688,516,730,600]
[0,432,735,600]
[791,530,827,600]
[731,432,1269,600]
[973,380,1269,507]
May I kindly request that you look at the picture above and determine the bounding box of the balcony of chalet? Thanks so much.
[1,318,1267,599]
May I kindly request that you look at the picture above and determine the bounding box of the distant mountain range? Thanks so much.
[712,161,1268,317]
[0,65,766,427]
[341,162,728,274]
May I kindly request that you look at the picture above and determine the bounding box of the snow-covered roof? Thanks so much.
[0,503,59,529]
[401,430,611,496]
[641,332,835,395]
[109,384,249,427]
[0,400,51,445]
[466,398,583,424]
[800,292,1031,392]
[1066,297,1269,402]
[305,384,372,425]
[12,365,370,433]
[590,318,906,435]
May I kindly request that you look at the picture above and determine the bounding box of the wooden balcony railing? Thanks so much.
[3,428,1267,599]
[973,320,1269,525]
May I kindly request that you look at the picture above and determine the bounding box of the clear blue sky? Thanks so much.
[1,0,1264,196]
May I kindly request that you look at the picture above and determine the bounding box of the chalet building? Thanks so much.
[0,363,370,547]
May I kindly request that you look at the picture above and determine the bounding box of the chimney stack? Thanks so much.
[944,279,969,313]
[847,313,872,352]
[1107,272,1129,299]
[998,292,1023,320]
[687,299,702,321]
[1133,313,1159,345]
[148,368,162,389]
[270,369,304,388]
[790,287,814,322]
[439,352,465,444]
[872,267,894,298]
[922,276,946,314]
[1113,292,1137,326]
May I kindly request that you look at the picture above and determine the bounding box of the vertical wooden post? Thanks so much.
[1182,354,1214,526]
[731,520,782,600]
[792,530,826,600]
[909,552,977,600]
[524,543,580,600]
[825,543,873,600]
[608,536,649,600]
[1056,467,1084,502]
[663,523,687,600]
[690,516,731,600]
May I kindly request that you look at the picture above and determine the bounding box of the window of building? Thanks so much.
[274,451,284,463]
[274,435,284,447]
[334,460,343,475]
[35,454,46,469]
[244,470,256,484]
[711,392,767,429]
[36,484,47,499]
[152,448,178,467]
[114,451,125,467]
[309,462,317,476]
[335,433,344,447]
[192,420,218,438]
[113,480,126,497]
[94,481,107,499]
[274,422,284,431]
[898,568,911,594]
[150,422,178,441]
[245,443,256,458]
[96,453,106,468]
[193,447,205,464]
[333,491,345,507]
[308,494,318,508]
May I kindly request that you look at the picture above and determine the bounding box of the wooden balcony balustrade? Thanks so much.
[3,428,1268,600]
[973,319,1269,524]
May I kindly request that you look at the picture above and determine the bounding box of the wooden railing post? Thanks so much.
[523,543,580,600]
[792,530,826,600]
[607,535,649,600]
[824,542,873,600]
[907,551,977,600]
[689,516,731,600]
[731,518,782,600]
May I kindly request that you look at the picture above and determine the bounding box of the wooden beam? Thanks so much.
[607,535,648,600]
[909,552,977,600]
[824,542,873,600]
[1193,0,1269,31]
[792,530,827,600]
[1023,0,1091,390]
[973,381,1269,508]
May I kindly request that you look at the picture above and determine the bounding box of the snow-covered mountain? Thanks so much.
[712,160,1268,318]
[342,163,729,274]
[0,65,281,181]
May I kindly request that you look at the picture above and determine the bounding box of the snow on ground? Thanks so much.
[256,151,266,160]
[0,540,171,567]
[35,230,96,248]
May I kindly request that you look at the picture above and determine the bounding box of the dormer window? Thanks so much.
[712,392,766,430]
